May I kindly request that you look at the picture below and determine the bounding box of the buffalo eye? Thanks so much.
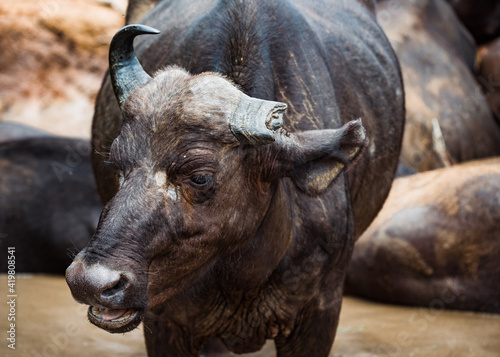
[183,173,215,203]
[190,174,212,187]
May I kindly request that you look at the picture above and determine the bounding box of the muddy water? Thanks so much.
[0,275,499,357]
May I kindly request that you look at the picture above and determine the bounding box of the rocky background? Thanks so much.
[0,0,127,138]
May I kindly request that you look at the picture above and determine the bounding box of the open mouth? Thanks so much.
[87,306,143,333]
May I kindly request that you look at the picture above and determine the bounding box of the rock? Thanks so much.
[0,0,126,137]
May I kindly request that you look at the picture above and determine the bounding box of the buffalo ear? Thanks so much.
[280,119,367,196]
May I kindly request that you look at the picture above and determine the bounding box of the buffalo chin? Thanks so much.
[87,306,143,333]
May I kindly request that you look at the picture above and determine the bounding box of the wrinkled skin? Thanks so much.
[446,0,500,45]
[345,158,500,313]
[377,0,500,172]
[0,134,102,274]
[477,37,500,126]
[66,1,405,356]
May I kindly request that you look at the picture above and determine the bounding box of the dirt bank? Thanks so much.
[0,0,126,138]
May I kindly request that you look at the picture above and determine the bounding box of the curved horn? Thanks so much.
[230,93,288,145]
[109,24,160,108]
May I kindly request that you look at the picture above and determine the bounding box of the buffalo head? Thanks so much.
[66,25,367,334]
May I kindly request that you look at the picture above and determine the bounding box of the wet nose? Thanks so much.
[66,256,131,306]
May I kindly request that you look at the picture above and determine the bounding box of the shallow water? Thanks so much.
[1,274,499,356]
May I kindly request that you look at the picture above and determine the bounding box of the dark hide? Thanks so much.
[0,121,51,143]
[377,0,500,172]
[0,136,102,274]
[345,158,500,313]
[68,0,404,356]
[446,0,500,45]
[93,0,404,237]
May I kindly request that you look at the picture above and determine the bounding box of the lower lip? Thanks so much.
[87,306,142,333]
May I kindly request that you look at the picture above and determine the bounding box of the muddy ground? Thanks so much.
[0,275,499,357]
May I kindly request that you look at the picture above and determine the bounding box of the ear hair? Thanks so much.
[269,119,367,196]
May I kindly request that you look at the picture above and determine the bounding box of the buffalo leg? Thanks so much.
[274,301,341,357]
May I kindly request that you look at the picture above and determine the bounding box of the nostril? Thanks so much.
[101,275,129,299]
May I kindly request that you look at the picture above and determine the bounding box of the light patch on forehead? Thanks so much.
[154,171,178,202]
[155,171,167,187]
[166,186,178,202]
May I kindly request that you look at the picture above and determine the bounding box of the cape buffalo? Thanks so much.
[66,1,405,355]
[345,158,500,313]
[377,0,500,172]
[0,133,102,274]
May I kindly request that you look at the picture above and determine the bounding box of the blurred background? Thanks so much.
[0,0,127,138]
[1,0,500,356]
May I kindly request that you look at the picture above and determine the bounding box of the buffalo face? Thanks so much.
[66,25,368,334]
